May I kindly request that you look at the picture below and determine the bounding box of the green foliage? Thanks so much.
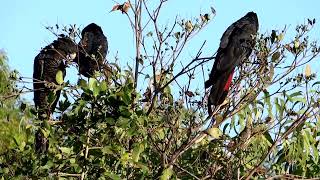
[0,52,31,154]
[55,70,64,85]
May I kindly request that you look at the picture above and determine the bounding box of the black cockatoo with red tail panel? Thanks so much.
[33,35,77,153]
[75,23,108,78]
[205,12,259,114]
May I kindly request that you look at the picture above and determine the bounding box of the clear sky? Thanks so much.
[0,0,319,102]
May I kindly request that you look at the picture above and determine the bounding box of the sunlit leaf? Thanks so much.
[264,131,274,144]
[146,31,153,37]
[271,51,281,61]
[207,127,222,138]
[100,80,108,92]
[60,147,72,155]
[105,172,121,180]
[160,166,173,180]
[278,33,284,41]
[78,79,87,88]
[55,70,64,85]
[185,20,193,32]
[174,32,181,39]
[201,13,210,23]
[69,158,76,164]
[88,78,97,90]
[305,64,311,77]
[132,143,144,162]
[294,40,300,49]
[102,146,113,155]
[48,91,57,104]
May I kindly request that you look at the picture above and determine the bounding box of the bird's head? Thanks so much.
[55,35,78,60]
[246,11,257,18]
[81,23,104,37]
[246,11,259,30]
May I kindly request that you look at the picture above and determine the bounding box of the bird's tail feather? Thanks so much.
[207,71,233,114]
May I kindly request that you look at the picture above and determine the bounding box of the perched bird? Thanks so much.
[205,12,259,114]
[75,23,108,78]
[33,35,77,153]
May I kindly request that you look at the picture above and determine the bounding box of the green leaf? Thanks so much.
[116,116,130,128]
[294,40,300,48]
[106,117,115,125]
[239,114,245,132]
[146,31,153,37]
[312,81,320,87]
[102,146,113,155]
[69,158,76,164]
[47,91,56,104]
[132,143,144,162]
[78,79,87,88]
[122,92,131,105]
[302,130,311,157]
[88,78,97,90]
[120,152,130,163]
[20,102,26,112]
[156,128,165,140]
[19,141,26,151]
[100,81,108,92]
[174,32,181,39]
[311,143,319,163]
[105,172,121,180]
[271,51,281,61]
[263,131,274,144]
[305,64,312,77]
[290,91,302,98]
[119,106,131,117]
[275,98,284,119]
[263,90,273,118]
[60,147,72,155]
[207,127,222,138]
[291,97,307,104]
[93,84,100,97]
[89,78,99,97]
[135,162,149,172]
[55,70,64,85]
[277,33,284,41]
[40,128,50,138]
[160,166,173,180]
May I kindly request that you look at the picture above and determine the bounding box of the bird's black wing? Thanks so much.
[216,15,258,72]
[205,12,259,113]
[205,12,258,88]
[33,37,76,153]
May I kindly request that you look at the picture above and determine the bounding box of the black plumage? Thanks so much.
[33,35,77,153]
[205,12,259,114]
[75,23,108,77]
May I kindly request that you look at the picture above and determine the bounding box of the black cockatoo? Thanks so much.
[75,23,108,78]
[33,35,77,153]
[205,12,259,114]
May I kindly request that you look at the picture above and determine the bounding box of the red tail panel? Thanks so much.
[224,70,234,91]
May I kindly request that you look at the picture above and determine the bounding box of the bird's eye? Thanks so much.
[250,34,256,39]
[67,53,77,60]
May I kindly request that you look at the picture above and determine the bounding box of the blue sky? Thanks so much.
[0,0,319,102]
